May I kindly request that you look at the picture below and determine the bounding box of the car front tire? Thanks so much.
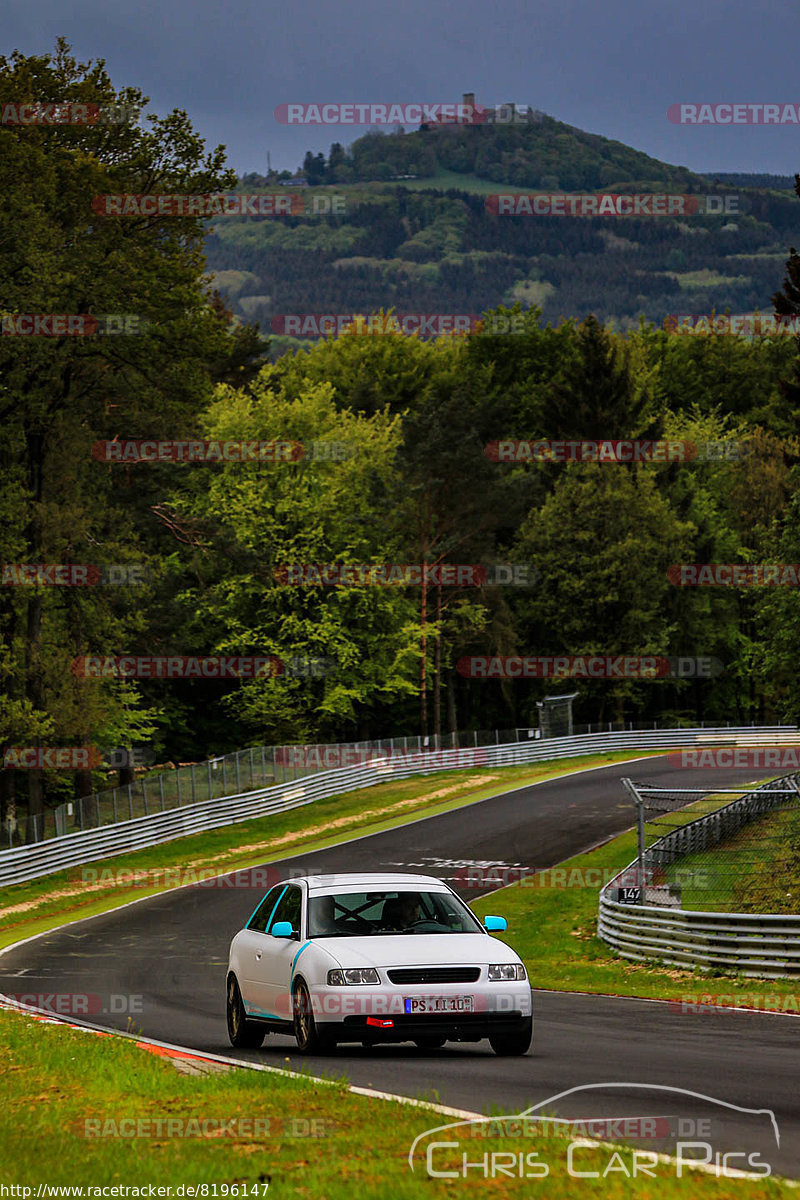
[292,981,334,1054]
[226,974,266,1049]
[489,1017,533,1056]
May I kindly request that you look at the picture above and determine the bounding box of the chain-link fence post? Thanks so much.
[622,777,645,904]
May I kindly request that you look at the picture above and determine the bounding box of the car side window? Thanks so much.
[247,885,282,933]
[268,885,302,936]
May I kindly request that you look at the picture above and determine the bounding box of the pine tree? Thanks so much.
[539,314,663,441]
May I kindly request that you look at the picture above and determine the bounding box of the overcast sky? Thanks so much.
[4,0,800,177]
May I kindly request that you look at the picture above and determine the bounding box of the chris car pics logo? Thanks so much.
[408,1084,779,1180]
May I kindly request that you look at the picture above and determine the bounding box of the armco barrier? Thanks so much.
[1,726,797,888]
[598,773,800,977]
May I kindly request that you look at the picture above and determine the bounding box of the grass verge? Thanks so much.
[0,1006,794,1194]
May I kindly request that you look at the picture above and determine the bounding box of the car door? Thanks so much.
[259,884,304,1019]
[237,884,285,1015]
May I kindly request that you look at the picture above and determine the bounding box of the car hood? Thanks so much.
[319,932,520,970]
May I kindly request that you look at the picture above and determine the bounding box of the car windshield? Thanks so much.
[307,889,485,937]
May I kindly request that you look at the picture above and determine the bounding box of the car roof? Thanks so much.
[301,873,452,894]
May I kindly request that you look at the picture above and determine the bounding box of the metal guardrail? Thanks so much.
[1,725,797,888]
[599,773,800,977]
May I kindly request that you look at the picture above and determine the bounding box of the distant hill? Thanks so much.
[208,119,800,347]
[254,112,710,191]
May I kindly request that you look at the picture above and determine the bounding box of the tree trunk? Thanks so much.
[447,674,458,746]
[433,583,442,745]
[0,772,15,846]
[75,761,94,825]
[420,571,428,738]
[25,769,44,843]
[23,432,46,842]
[118,762,135,789]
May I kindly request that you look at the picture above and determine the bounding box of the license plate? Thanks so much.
[404,995,474,1014]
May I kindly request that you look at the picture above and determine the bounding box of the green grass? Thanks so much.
[506,279,557,306]
[0,751,665,953]
[1,1006,795,1194]
[668,269,753,290]
[369,168,536,195]
[671,806,800,914]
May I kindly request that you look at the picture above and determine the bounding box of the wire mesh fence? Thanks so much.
[622,775,800,911]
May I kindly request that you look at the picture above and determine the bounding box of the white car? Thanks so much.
[226,872,532,1055]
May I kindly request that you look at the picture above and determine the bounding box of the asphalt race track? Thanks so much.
[2,756,798,1176]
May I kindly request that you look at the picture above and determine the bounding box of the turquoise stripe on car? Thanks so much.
[245,884,288,932]
[289,940,313,988]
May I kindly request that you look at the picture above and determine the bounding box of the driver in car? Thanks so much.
[382,893,422,930]
[313,894,345,936]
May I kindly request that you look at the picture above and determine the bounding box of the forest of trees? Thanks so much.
[207,183,800,336]
[5,44,800,834]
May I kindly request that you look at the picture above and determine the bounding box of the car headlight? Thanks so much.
[487,963,527,981]
[327,968,380,986]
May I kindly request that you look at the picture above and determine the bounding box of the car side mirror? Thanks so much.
[271,921,294,938]
[484,915,507,932]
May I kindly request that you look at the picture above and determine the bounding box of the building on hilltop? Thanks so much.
[461,92,546,125]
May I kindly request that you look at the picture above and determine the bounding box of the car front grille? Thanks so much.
[386,967,482,985]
